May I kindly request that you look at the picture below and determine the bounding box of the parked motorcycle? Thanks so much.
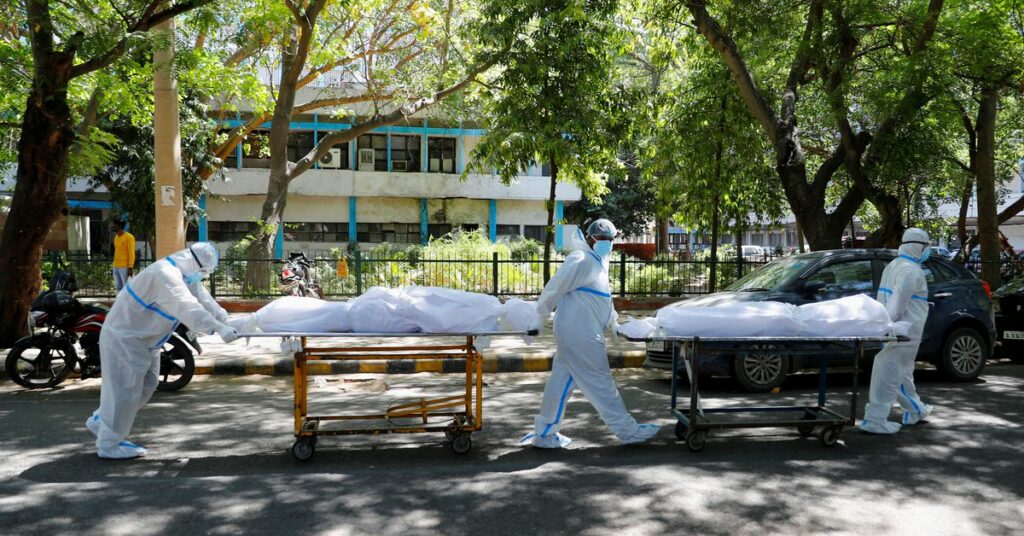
[4,264,199,391]
[279,252,323,298]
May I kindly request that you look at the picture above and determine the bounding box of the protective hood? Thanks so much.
[586,219,617,240]
[166,242,220,278]
[564,227,591,253]
[898,228,930,263]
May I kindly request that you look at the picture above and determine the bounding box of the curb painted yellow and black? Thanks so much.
[194,351,649,377]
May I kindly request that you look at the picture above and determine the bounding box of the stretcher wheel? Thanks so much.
[820,425,843,447]
[445,429,458,441]
[674,421,689,440]
[685,430,708,452]
[292,438,316,461]
[450,433,472,454]
[797,414,817,437]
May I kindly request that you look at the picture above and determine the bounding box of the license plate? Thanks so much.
[1003,331,1024,340]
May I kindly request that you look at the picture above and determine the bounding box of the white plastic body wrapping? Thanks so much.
[655,301,804,337]
[230,296,352,333]
[796,294,894,337]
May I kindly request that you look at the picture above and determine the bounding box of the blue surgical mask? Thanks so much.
[918,247,930,263]
[183,273,204,285]
[593,240,613,258]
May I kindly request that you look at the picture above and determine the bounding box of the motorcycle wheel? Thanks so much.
[157,339,195,391]
[4,334,77,389]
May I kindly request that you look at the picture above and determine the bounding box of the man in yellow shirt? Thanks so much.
[111,219,136,292]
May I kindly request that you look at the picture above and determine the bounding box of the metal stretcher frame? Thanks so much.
[240,331,534,460]
[625,335,899,451]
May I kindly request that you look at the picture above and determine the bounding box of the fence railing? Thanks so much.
[46,251,774,299]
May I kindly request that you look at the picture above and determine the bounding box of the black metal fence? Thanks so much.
[45,250,774,299]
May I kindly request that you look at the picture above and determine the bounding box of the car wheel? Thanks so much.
[733,346,788,392]
[937,327,987,381]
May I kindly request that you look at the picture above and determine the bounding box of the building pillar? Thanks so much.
[235,112,242,169]
[421,119,428,173]
[350,138,357,170]
[349,197,358,243]
[457,120,464,174]
[274,222,283,259]
[312,114,319,169]
[489,199,497,243]
[555,200,564,250]
[198,194,208,242]
[421,198,429,245]
[386,128,392,172]
[153,13,184,257]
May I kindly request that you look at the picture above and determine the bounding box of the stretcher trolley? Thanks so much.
[240,331,534,461]
[627,335,898,452]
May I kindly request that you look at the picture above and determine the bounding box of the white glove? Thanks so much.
[218,324,239,343]
[215,309,230,323]
[529,311,547,337]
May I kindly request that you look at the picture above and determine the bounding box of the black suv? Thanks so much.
[644,249,996,392]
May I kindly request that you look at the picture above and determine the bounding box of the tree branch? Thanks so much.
[70,0,215,78]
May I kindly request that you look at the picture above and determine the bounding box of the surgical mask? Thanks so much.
[593,240,613,258]
[918,247,930,263]
[183,273,204,285]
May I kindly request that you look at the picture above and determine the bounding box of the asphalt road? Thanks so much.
[1,363,1023,535]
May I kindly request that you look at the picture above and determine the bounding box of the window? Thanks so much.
[208,221,259,242]
[806,260,874,295]
[390,135,421,172]
[496,224,520,238]
[523,225,548,242]
[241,131,270,169]
[357,134,388,171]
[356,223,420,243]
[427,137,457,173]
[186,223,198,242]
[284,223,349,242]
[427,224,452,239]
[929,261,957,282]
[287,131,315,162]
[541,164,551,176]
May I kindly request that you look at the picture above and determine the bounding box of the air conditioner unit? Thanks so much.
[358,148,376,172]
[392,160,409,172]
[319,148,342,169]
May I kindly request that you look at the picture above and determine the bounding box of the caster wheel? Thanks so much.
[820,425,843,447]
[797,413,817,437]
[451,434,472,454]
[292,439,315,461]
[444,428,459,441]
[674,421,689,440]
[685,430,708,452]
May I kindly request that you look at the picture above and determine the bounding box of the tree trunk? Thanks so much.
[0,54,74,347]
[976,86,1001,288]
[864,193,904,248]
[543,156,558,284]
[657,216,669,255]
[795,220,805,253]
[957,176,973,252]
[709,198,720,294]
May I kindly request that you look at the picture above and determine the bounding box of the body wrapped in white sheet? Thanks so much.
[228,296,352,333]
[796,294,894,337]
[617,293,895,339]
[230,286,538,335]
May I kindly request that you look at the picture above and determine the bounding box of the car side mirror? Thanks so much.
[802,280,827,296]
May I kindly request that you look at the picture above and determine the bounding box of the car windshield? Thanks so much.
[727,253,822,291]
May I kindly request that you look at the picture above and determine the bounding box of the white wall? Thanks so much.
[211,168,581,201]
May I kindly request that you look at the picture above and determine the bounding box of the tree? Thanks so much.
[233,0,501,291]
[677,0,948,250]
[466,0,623,282]
[563,154,658,239]
[0,0,212,347]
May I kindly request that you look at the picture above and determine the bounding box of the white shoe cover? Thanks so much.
[86,414,100,436]
[98,441,148,459]
[902,404,934,425]
[859,419,901,434]
[521,432,573,449]
[620,423,662,445]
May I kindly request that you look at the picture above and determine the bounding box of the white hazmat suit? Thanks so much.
[860,228,934,434]
[87,243,238,458]
[521,220,660,448]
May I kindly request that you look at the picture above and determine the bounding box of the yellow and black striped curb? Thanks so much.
[194,351,649,376]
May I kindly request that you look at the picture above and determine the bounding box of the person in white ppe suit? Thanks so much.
[86,242,240,458]
[521,219,661,448]
[860,228,934,434]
